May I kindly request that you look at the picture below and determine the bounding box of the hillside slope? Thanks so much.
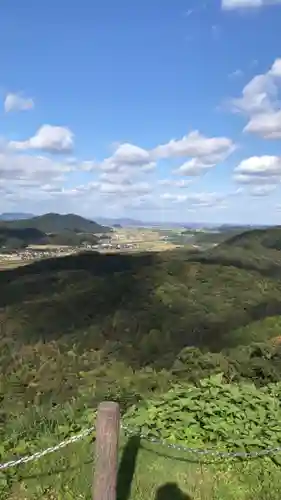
[0,227,46,248]
[221,226,281,251]
[187,227,281,281]
[2,245,281,364]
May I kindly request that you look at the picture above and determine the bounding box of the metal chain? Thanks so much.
[1,422,281,472]
[0,426,95,471]
[121,424,281,458]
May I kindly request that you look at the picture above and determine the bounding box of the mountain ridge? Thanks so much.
[0,213,111,249]
[0,212,110,234]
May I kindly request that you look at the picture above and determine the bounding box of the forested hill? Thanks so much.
[0,227,46,249]
[220,226,281,251]
[187,226,281,280]
[0,212,110,234]
[2,234,281,370]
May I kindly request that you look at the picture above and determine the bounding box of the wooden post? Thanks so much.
[93,401,120,500]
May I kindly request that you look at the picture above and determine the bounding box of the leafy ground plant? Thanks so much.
[124,374,281,458]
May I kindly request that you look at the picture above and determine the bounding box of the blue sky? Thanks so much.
[1,0,281,224]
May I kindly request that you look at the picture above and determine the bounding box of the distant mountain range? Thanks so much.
[94,217,212,228]
[0,213,273,230]
[94,218,269,230]
[0,213,35,221]
[94,217,146,227]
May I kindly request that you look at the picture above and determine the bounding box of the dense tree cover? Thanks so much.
[1,249,281,356]
[221,226,281,251]
[0,227,46,248]
[0,227,100,249]
[1,225,281,361]
[190,244,281,279]
[0,212,110,233]
[1,227,281,425]
[0,213,109,248]
[47,230,99,246]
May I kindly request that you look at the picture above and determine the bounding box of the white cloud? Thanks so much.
[160,193,188,203]
[235,155,281,176]
[100,143,154,172]
[249,185,277,196]
[123,194,157,211]
[4,92,34,113]
[0,153,76,211]
[0,148,90,209]
[152,130,235,161]
[233,173,271,184]
[270,59,281,77]
[234,156,281,189]
[83,133,234,187]
[186,192,226,208]
[174,158,216,176]
[80,160,99,171]
[111,143,150,166]
[122,189,230,214]
[48,178,152,199]
[0,128,258,219]
[158,179,192,188]
[140,162,156,172]
[228,58,281,139]
[98,181,151,196]
[222,0,281,9]
[94,146,156,192]
[159,191,226,208]
[230,73,277,115]
[0,140,157,209]
[244,110,281,138]
[99,171,132,185]
[8,125,74,153]
[0,151,73,183]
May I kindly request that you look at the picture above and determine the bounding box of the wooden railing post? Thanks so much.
[93,401,120,500]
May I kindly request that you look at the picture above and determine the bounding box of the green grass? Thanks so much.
[2,435,281,500]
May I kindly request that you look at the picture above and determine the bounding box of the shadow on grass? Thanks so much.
[19,436,141,490]
[117,435,141,500]
[155,483,193,500]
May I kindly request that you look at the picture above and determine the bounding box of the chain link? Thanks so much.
[0,426,95,471]
[121,424,281,458]
[1,422,281,472]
